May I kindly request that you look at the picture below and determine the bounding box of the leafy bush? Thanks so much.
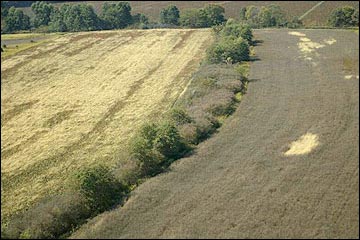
[160,5,180,25]
[239,4,287,28]
[153,122,190,160]
[73,165,128,214]
[130,121,190,177]
[180,4,226,28]
[328,6,359,27]
[221,21,253,44]
[207,36,250,64]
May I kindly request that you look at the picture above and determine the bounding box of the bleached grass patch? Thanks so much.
[298,41,325,53]
[284,133,319,156]
[300,37,311,42]
[288,31,306,37]
[324,38,336,45]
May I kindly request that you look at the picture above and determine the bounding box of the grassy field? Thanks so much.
[1,28,213,222]
[18,1,359,27]
[71,29,359,239]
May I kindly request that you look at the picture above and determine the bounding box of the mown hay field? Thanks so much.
[1,28,213,221]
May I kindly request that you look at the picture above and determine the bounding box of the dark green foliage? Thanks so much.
[160,5,180,25]
[328,6,359,27]
[180,4,226,28]
[221,21,253,44]
[207,36,250,64]
[239,7,247,21]
[1,1,9,18]
[153,122,189,159]
[3,1,36,8]
[3,7,30,32]
[132,13,149,25]
[239,4,286,28]
[31,1,54,27]
[180,8,209,28]
[47,3,101,32]
[101,2,132,29]
[66,4,99,31]
[130,121,190,177]
[74,165,128,214]
[203,4,226,26]
[259,4,286,27]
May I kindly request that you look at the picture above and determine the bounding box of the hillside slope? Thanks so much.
[1,29,212,221]
[71,29,359,238]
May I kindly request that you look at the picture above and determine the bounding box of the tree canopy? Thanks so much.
[328,6,359,27]
[160,5,180,25]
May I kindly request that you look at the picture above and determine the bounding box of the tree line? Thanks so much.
[1,2,358,33]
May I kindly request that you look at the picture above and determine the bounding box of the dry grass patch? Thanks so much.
[284,132,319,156]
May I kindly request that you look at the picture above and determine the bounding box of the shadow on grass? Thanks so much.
[253,39,264,46]
[248,78,261,83]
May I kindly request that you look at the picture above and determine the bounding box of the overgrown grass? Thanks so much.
[1,33,46,40]
[1,40,46,59]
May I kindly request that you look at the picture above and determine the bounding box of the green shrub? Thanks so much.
[160,5,180,25]
[130,121,191,177]
[130,122,164,176]
[221,22,253,44]
[179,4,226,28]
[153,122,190,160]
[74,165,128,214]
[328,6,358,27]
[207,36,250,64]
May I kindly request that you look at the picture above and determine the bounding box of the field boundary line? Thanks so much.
[299,1,325,20]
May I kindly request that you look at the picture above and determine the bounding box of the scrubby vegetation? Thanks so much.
[328,6,359,27]
[130,121,191,177]
[3,164,129,239]
[206,20,253,64]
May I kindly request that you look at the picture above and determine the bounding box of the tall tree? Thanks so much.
[4,7,30,32]
[204,4,226,26]
[31,1,54,27]
[160,5,180,25]
[101,2,132,29]
[328,6,357,27]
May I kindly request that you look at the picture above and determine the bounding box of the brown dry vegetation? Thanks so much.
[1,28,213,222]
